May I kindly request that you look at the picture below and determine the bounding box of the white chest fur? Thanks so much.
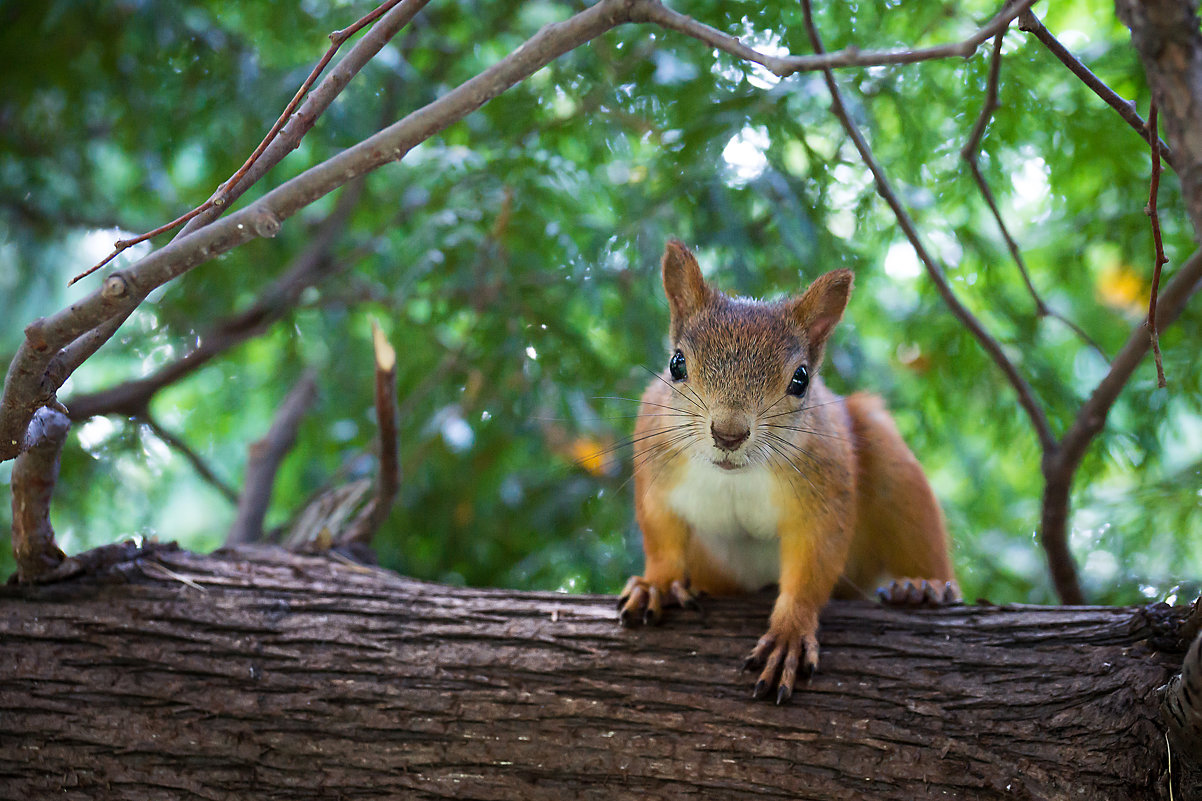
[666,460,782,591]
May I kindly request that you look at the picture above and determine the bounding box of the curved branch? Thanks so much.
[638,0,1038,78]
[799,0,1056,454]
[1019,10,1176,170]
[960,29,1108,359]
[0,0,637,464]
[11,407,71,582]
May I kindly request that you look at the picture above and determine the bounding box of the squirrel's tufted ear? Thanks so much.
[662,240,710,331]
[789,269,854,361]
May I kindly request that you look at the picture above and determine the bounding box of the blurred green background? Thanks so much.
[1,0,1198,605]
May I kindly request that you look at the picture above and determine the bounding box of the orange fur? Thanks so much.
[618,240,955,702]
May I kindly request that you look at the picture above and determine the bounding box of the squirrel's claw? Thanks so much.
[617,575,698,626]
[668,579,700,612]
[745,627,818,704]
[877,578,962,607]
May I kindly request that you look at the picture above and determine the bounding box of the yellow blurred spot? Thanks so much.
[1096,262,1147,315]
[567,437,615,477]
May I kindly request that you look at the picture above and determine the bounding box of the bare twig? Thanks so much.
[227,372,319,546]
[960,29,1108,359]
[1145,103,1168,388]
[635,0,1039,78]
[140,416,239,505]
[11,407,72,582]
[339,322,401,547]
[1019,10,1176,170]
[70,0,428,285]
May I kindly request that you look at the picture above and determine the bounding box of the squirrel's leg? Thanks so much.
[745,513,851,704]
[618,492,696,626]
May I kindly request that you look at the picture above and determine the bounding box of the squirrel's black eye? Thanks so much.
[669,350,687,381]
[787,364,809,397]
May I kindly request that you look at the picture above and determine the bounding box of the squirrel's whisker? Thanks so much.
[594,396,703,418]
[640,366,709,414]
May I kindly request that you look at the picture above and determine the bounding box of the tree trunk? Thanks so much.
[0,544,1190,800]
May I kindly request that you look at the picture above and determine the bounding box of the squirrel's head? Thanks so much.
[658,239,853,469]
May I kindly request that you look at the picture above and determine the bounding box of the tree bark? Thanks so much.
[0,545,1190,800]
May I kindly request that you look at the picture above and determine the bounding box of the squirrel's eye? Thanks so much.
[787,364,809,397]
[669,350,687,381]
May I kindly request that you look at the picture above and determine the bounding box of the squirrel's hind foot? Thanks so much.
[877,578,961,607]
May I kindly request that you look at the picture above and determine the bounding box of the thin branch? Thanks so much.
[1145,103,1168,388]
[65,179,365,422]
[11,407,72,582]
[798,0,1056,455]
[140,416,239,505]
[227,371,319,546]
[339,322,401,547]
[1018,10,1176,170]
[960,29,1108,359]
[636,0,1039,78]
[70,0,428,285]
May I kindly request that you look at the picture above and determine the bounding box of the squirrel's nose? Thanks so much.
[711,422,750,452]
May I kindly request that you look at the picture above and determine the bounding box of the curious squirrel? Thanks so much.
[618,240,957,704]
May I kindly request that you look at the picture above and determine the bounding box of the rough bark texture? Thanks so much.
[0,545,1190,800]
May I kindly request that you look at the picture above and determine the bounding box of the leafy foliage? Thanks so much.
[1,0,1198,604]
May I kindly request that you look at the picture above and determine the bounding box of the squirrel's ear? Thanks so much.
[662,240,710,327]
[789,269,854,359]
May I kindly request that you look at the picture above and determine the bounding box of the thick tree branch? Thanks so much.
[0,546,1188,799]
[1163,626,1202,790]
[226,372,319,546]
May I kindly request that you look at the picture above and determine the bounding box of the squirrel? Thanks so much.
[618,240,957,704]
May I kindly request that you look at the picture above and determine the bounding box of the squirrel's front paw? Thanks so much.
[616,575,698,626]
[743,623,819,705]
